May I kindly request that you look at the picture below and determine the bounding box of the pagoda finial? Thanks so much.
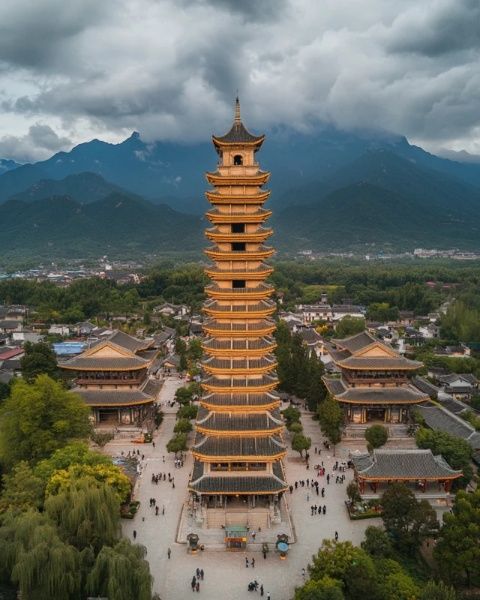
[234,95,241,123]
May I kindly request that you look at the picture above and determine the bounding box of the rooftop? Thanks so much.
[212,98,264,147]
[352,448,461,480]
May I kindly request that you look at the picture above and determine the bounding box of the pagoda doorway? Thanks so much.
[366,407,386,422]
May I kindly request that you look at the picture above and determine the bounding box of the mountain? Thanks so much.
[0,159,22,175]
[2,126,480,215]
[8,172,128,204]
[0,193,203,261]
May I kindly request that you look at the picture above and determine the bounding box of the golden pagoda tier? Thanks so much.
[189,99,287,509]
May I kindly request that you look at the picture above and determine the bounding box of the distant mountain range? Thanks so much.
[1,126,480,259]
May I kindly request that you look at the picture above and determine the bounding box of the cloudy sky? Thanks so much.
[0,0,479,162]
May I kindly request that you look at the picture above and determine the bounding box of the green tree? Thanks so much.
[291,433,311,458]
[86,538,153,600]
[35,441,110,482]
[20,341,59,383]
[361,526,393,559]
[306,368,327,412]
[0,510,80,600]
[91,431,114,448]
[365,424,388,450]
[0,376,91,468]
[45,478,121,553]
[318,398,343,452]
[166,433,188,454]
[434,488,480,587]
[282,406,301,426]
[0,461,45,512]
[380,483,438,550]
[173,418,193,434]
[419,581,457,600]
[289,421,304,434]
[175,386,193,405]
[346,481,361,504]
[177,404,198,420]
[335,317,365,338]
[295,576,344,600]
[188,338,203,361]
[415,428,472,485]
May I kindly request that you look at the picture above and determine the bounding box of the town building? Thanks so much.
[60,330,160,429]
[323,331,429,424]
[351,448,462,496]
[188,99,288,529]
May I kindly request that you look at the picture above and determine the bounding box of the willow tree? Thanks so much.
[86,538,153,600]
[0,510,80,600]
[45,477,121,553]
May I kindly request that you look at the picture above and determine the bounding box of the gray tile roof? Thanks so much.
[323,377,427,404]
[332,331,376,354]
[196,408,283,432]
[416,404,480,449]
[192,435,285,457]
[61,355,149,371]
[412,376,439,398]
[201,392,280,407]
[338,356,421,370]
[108,330,152,353]
[72,388,154,406]
[352,449,461,479]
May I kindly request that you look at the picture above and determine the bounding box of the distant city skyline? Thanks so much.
[0,0,479,161]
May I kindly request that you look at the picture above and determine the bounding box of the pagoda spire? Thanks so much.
[234,95,241,123]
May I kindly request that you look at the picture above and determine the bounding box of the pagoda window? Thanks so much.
[231,223,245,233]
[232,279,246,289]
[232,242,246,251]
[233,154,243,165]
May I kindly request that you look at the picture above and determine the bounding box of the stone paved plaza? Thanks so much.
[107,377,383,600]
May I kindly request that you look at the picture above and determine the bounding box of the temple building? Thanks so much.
[188,99,288,529]
[324,331,428,424]
[60,330,160,428]
[351,448,462,496]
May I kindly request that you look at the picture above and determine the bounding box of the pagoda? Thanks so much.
[324,331,429,424]
[189,99,287,528]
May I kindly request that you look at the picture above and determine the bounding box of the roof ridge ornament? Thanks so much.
[234,95,241,123]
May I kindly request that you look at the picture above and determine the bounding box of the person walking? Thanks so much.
[260,584,264,596]
[200,569,204,580]
[245,557,249,568]
[196,568,200,578]
[335,531,339,541]
[196,582,200,592]
[251,557,255,568]
[267,593,271,600]
[167,547,171,559]
[133,530,137,540]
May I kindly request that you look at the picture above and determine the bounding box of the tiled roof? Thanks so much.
[108,330,152,353]
[61,355,149,371]
[416,404,480,449]
[196,408,283,432]
[213,118,264,145]
[352,449,461,479]
[323,377,427,404]
[337,356,422,370]
[412,376,439,398]
[72,388,154,406]
[142,378,163,397]
[201,392,280,407]
[332,331,376,354]
[192,435,285,457]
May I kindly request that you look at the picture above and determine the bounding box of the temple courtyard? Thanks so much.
[105,376,429,600]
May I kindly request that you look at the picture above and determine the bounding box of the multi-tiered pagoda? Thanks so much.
[189,100,287,527]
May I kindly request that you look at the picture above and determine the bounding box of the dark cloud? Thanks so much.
[0,124,72,162]
[0,0,478,160]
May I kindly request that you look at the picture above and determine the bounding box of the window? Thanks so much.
[233,154,243,165]
[232,280,246,288]
[231,223,245,233]
[232,242,246,251]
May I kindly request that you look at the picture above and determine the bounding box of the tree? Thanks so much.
[335,317,365,338]
[282,406,301,426]
[380,483,438,550]
[173,418,193,434]
[0,510,81,600]
[365,424,388,450]
[0,461,45,512]
[415,428,472,485]
[306,368,327,412]
[289,422,304,434]
[434,488,480,587]
[46,463,132,503]
[45,478,121,553]
[91,431,114,448]
[35,441,110,482]
[20,341,59,383]
[309,540,377,600]
[419,581,458,600]
[175,386,193,405]
[86,538,153,600]
[166,433,188,454]
[295,576,344,600]
[0,376,91,468]
[361,526,393,559]
[318,398,343,452]
[177,404,198,420]
[346,481,361,504]
[291,433,311,457]
[188,338,203,361]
